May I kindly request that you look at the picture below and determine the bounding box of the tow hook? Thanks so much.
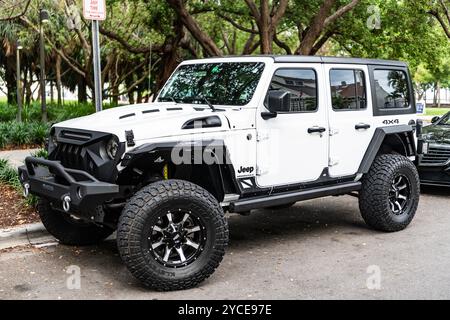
[62,195,71,212]
[23,183,30,197]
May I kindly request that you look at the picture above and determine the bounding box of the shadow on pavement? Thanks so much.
[92,196,370,255]
[421,185,450,197]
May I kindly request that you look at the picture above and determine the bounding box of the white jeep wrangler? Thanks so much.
[19,56,422,291]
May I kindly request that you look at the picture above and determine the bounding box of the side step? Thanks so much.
[230,181,361,212]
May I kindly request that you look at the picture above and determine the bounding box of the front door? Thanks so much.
[256,63,329,187]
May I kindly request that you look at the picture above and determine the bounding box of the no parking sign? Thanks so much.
[83,0,106,21]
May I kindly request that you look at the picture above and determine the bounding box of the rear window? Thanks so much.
[373,69,410,109]
[330,69,367,110]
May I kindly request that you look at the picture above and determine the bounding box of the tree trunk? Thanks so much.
[259,0,272,54]
[6,55,17,105]
[50,81,54,104]
[166,0,222,57]
[55,54,62,106]
[25,68,32,106]
[155,21,184,95]
[108,63,119,106]
[437,81,441,108]
[433,83,438,107]
[78,76,87,103]
[297,0,336,55]
[127,92,135,105]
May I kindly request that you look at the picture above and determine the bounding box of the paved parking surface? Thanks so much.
[0,149,39,168]
[0,186,449,300]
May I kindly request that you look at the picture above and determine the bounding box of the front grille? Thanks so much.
[421,145,450,165]
[54,143,95,174]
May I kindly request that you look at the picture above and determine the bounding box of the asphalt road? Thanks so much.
[1,186,449,300]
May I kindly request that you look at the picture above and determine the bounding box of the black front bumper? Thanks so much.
[19,157,120,213]
[418,164,450,187]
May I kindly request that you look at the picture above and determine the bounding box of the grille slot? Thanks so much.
[422,145,450,165]
[55,143,93,173]
[60,130,92,141]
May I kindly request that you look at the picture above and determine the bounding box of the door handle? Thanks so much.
[308,126,326,134]
[355,123,371,130]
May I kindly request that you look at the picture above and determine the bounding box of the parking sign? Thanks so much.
[83,0,106,20]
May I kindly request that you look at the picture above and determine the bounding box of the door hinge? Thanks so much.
[256,166,268,176]
[329,158,339,167]
[256,132,270,142]
[329,128,339,136]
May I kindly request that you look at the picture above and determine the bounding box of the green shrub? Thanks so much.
[0,100,119,124]
[0,103,17,122]
[0,159,37,206]
[30,122,50,145]
[31,148,48,159]
[0,121,50,148]
[9,122,32,146]
[0,159,21,189]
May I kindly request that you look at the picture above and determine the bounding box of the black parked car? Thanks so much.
[418,112,450,186]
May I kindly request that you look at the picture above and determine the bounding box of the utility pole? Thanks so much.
[39,9,49,122]
[16,40,22,122]
[83,0,106,113]
[92,20,102,112]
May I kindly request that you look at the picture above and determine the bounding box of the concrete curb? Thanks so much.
[0,222,56,250]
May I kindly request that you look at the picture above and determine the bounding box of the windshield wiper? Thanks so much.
[195,95,217,112]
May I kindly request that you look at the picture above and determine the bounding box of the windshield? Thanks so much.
[158,62,265,106]
[438,113,450,125]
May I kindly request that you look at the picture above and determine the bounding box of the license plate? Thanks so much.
[422,142,429,154]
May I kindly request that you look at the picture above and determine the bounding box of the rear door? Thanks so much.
[324,64,375,177]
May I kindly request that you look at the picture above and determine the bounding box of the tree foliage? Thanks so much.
[0,0,449,116]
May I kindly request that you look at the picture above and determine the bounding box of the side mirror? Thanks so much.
[431,116,441,124]
[267,90,291,113]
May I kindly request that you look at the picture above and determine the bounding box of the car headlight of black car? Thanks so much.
[420,132,433,140]
[106,137,119,159]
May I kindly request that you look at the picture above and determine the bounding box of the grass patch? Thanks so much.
[425,108,450,116]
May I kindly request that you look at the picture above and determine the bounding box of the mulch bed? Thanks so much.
[0,183,39,228]
[0,144,42,152]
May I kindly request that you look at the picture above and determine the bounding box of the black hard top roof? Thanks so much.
[272,55,408,67]
[202,55,408,67]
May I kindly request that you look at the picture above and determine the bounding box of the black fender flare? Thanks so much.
[119,140,239,201]
[358,125,416,174]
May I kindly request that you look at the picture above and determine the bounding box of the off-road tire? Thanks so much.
[359,154,420,232]
[117,180,228,291]
[37,198,114,245]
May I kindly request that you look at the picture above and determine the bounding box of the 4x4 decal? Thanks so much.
[382,119,400,125]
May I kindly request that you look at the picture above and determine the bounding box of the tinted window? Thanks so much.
[267,69,317,112]
[330,69,366,110]
[438,113,450,125]
[158,62,265,106]
[373,70,410,109]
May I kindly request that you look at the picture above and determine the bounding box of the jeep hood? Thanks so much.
[53,103,236,142]
[423,124,450,144]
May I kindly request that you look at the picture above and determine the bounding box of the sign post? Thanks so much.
[83,0,106,113]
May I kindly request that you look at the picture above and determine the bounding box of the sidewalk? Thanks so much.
[0,148,39,169]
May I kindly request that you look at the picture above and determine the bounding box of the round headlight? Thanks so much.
[106,138,119,159]
[51,134,58,147]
